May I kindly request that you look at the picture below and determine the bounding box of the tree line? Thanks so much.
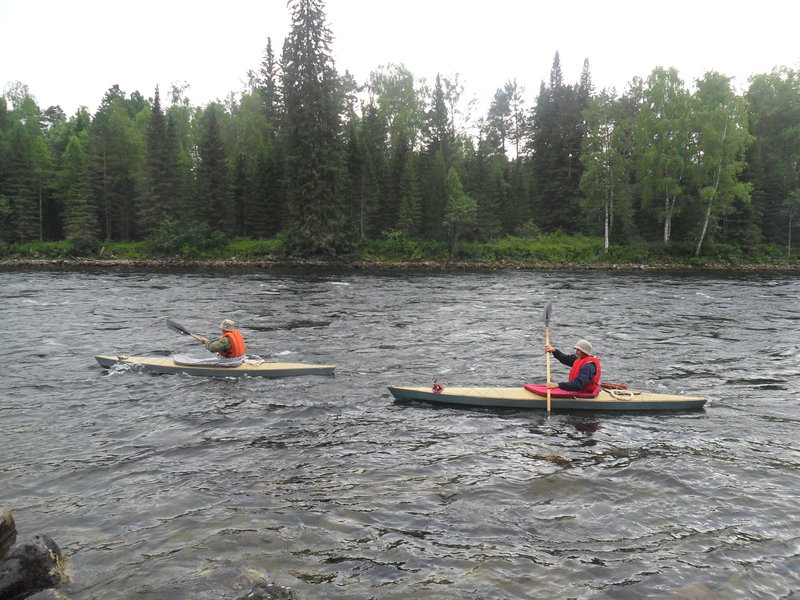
[1,0,799,258]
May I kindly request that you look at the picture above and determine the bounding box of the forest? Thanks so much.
[1,0,799,263]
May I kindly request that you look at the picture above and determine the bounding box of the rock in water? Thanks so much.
[25,591,71,600]
[0,534,68,600]
[0,510,15,559]
[237,582,303,600]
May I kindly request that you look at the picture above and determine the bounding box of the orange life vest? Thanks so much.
[220,329,246,358]
[568,355,602,394]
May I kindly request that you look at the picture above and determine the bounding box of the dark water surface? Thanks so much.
[1,267,798,599]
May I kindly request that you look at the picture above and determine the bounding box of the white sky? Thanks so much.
[1,0,798,118]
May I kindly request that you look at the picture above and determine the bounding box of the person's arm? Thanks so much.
[552,348,576,367]
[558,362,597,391]
[204,336,231,353]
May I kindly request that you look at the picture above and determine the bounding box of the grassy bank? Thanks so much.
[1,233,798,270]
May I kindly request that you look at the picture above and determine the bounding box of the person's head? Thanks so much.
[220,319,235,332]
[574,339,592,357]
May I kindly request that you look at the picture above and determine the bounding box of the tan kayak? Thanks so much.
[388,384,706,411]
[95,354,335,378]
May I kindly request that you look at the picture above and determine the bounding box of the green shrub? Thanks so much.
[227,237,281,258]
[144,219,227,257]
[66,237,103,257]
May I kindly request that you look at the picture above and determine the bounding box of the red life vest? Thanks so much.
[219,329,246,358]
[568,355,602,394]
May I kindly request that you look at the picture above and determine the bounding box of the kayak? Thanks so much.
[387,383,706,411]
[95,354,335,378]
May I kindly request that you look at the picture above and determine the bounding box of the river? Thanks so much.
[1,266,798,599]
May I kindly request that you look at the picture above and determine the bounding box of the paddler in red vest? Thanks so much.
[544,339,601,394]
[197,319,247,358]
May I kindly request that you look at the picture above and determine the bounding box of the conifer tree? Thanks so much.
[389,128,420,236]
[138,87,170,236]
[60,134,99,243]
[7,122,39,243]
[528,52,588,232]
[257,38,281,129]
[31,135,53,240]
[195,104,231,231]
[91,87,144,241]
[420,74,453,238]
[281,0,344,253]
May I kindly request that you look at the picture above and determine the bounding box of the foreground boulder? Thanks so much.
[0,534,68,600]
[0,510,15,558]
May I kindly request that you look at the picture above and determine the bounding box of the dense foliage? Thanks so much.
[1,0,799,261]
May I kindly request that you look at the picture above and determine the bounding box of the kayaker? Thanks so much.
[544,339,601,393]
[197,319,247,358]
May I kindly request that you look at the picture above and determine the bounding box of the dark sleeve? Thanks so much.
[553,349,576,367]
[559,362,597,391]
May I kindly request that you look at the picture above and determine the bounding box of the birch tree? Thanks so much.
[690,72,753,256]
[443,167,476,252]
[580,89,632,252]
[633,67,692,244]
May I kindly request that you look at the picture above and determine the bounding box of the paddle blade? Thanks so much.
[542,301,552,326]
[166,318,192,336]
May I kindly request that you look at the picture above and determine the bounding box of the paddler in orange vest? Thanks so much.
[544,339,601,394]
[197,319,247,358]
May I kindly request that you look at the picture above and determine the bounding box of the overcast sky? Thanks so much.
[2,0,798,117]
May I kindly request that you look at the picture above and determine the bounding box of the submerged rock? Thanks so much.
[25,591,71,600]
[175,564,303,600]
[237,582,303,600]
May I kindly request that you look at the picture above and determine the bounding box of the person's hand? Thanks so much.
[546,382,558,389]
[198,336,208,343]
[544,344,555,353]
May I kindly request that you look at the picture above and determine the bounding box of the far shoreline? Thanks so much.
[1,256,798,273]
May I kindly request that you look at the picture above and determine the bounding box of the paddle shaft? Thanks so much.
[543,301,553,412]
[545,325,552,411]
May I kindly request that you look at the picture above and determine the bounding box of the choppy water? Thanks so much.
[1,266,799,599]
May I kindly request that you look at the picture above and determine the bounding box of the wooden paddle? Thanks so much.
[543,301,552,412]
[166,318,207,344]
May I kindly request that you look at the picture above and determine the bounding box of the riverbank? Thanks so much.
[1,255,799,272]
[2,233,798,272]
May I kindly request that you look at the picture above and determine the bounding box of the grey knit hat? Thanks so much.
[220,319,235,331]
[574,339,593,355]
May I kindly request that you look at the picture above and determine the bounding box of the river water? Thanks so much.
[1,266,798,599]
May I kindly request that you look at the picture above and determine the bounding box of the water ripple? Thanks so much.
[1,267,799,599]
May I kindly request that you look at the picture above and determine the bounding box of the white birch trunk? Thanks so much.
[695,121,728,257]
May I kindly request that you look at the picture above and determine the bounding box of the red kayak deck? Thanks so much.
[524,384,599,398]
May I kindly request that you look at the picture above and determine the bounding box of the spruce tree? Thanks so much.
[61,134,99,243]
[257,37,281,129]
[138,87,170,236]
[7,122,39,243]
[528,52,588,232]
[281,0,344,253]
[420,74,453,238]
[195,104,231,232]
